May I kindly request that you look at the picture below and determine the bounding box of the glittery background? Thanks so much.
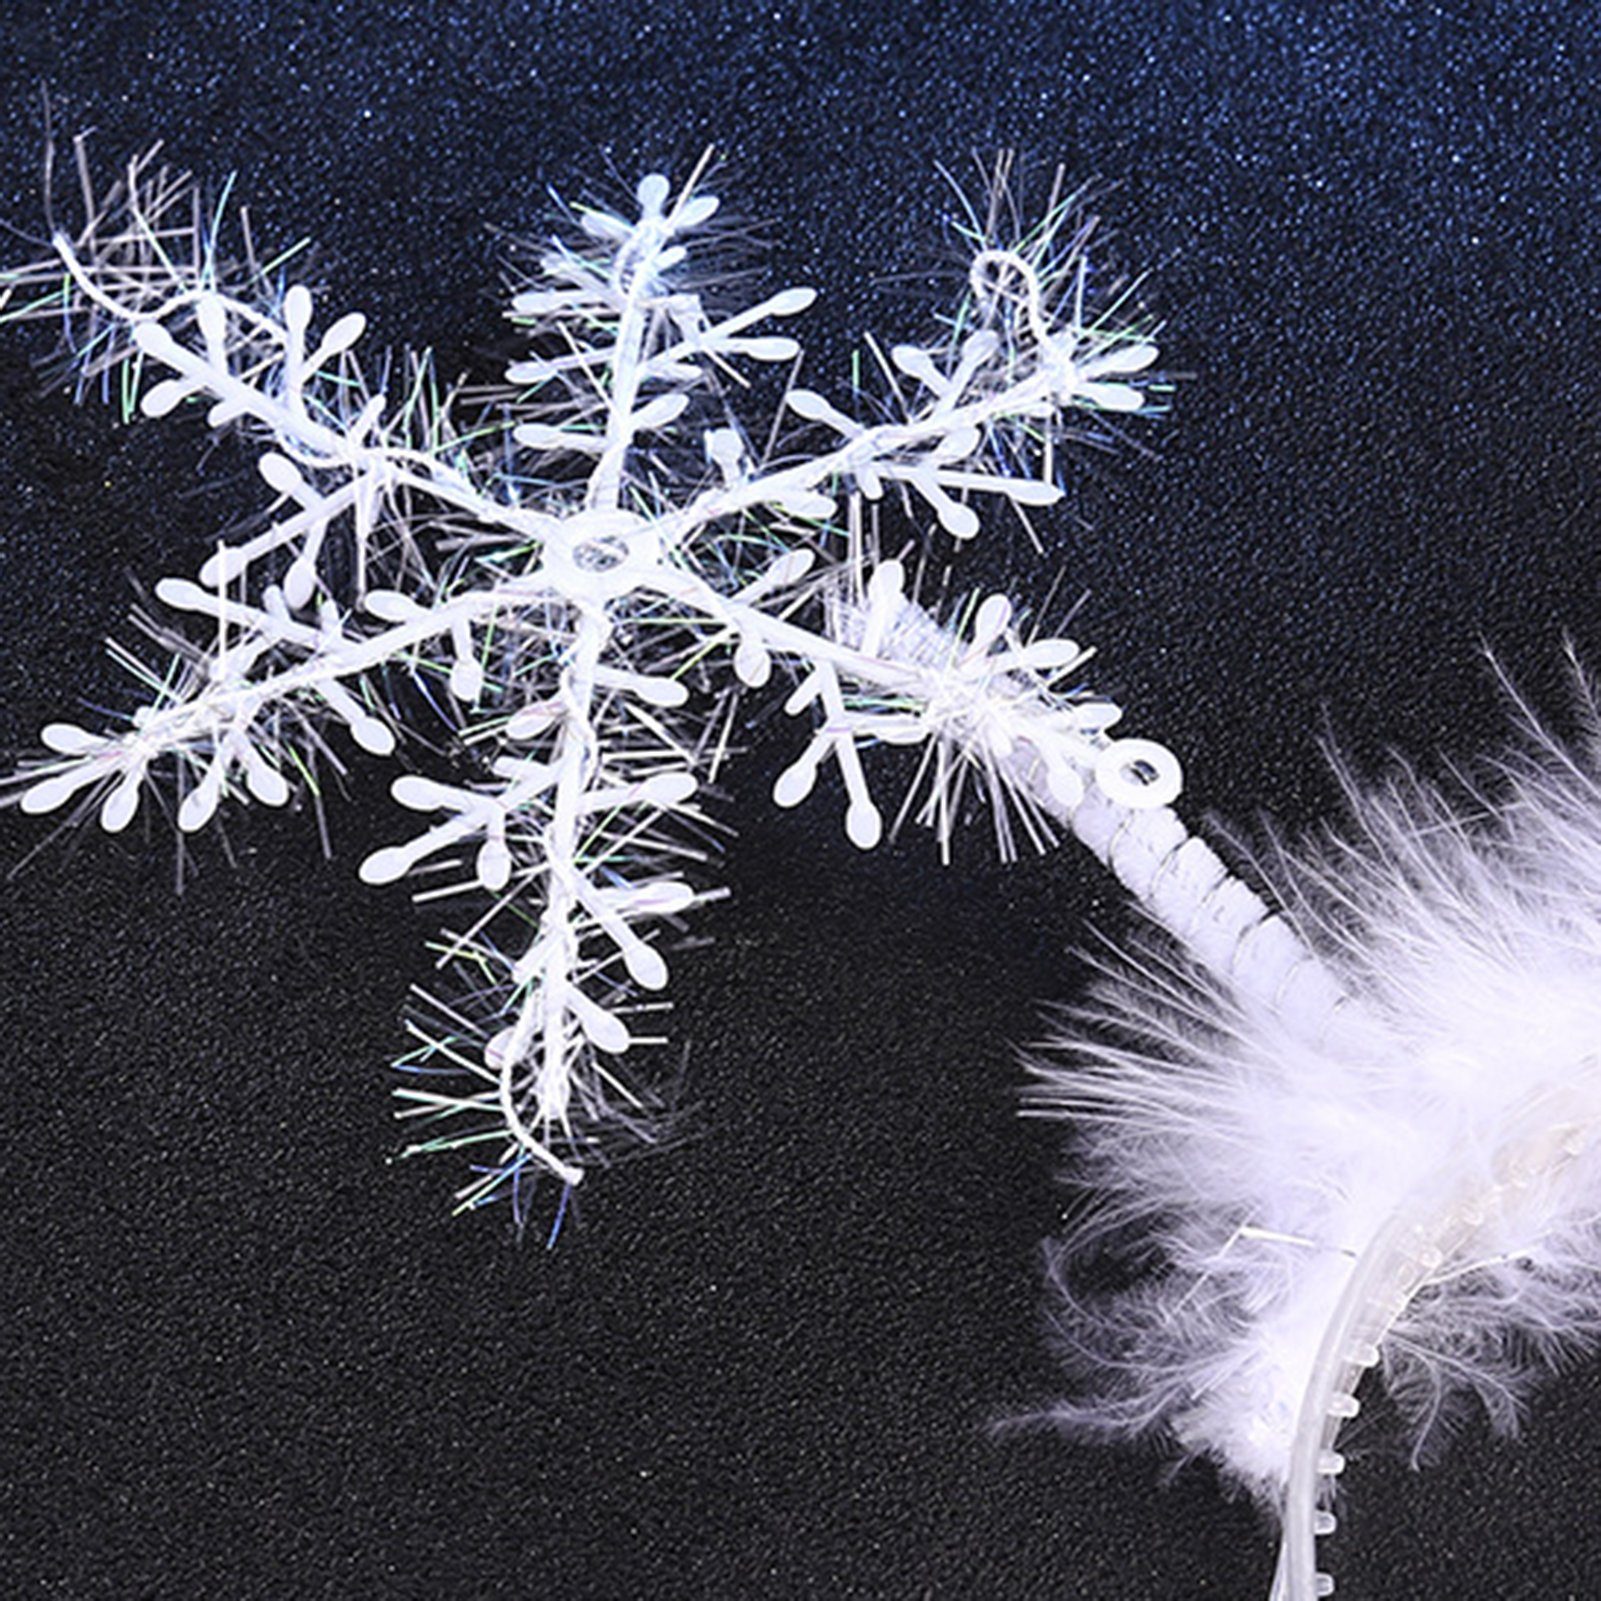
[1,3,1599,1597]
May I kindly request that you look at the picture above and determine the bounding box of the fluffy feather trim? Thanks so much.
[1033,682,1601,1503]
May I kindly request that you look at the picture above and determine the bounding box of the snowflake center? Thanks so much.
[544,508,661,601]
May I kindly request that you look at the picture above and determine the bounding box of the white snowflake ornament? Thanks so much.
[2,142,1177,1225]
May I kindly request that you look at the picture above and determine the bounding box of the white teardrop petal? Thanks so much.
[99,773,142,833]
[358,846,410,885]
[40,723,102,755]
[477,839,512,892]
[351,716,395,756]
[846,799,883,850]
[773,759,817,809]
[625,942,668,990]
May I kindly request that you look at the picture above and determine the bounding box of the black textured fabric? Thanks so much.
[2,4,1599,1597]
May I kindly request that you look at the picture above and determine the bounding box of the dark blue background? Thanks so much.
[2,3,1599,1597]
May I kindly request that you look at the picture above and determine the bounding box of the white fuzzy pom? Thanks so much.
[1033,678,1601,1577]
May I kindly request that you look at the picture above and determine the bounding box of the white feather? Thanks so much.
[1032,679,1601,1531]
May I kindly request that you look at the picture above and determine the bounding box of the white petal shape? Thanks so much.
[99,771,143,833]
[846,798,882,850]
